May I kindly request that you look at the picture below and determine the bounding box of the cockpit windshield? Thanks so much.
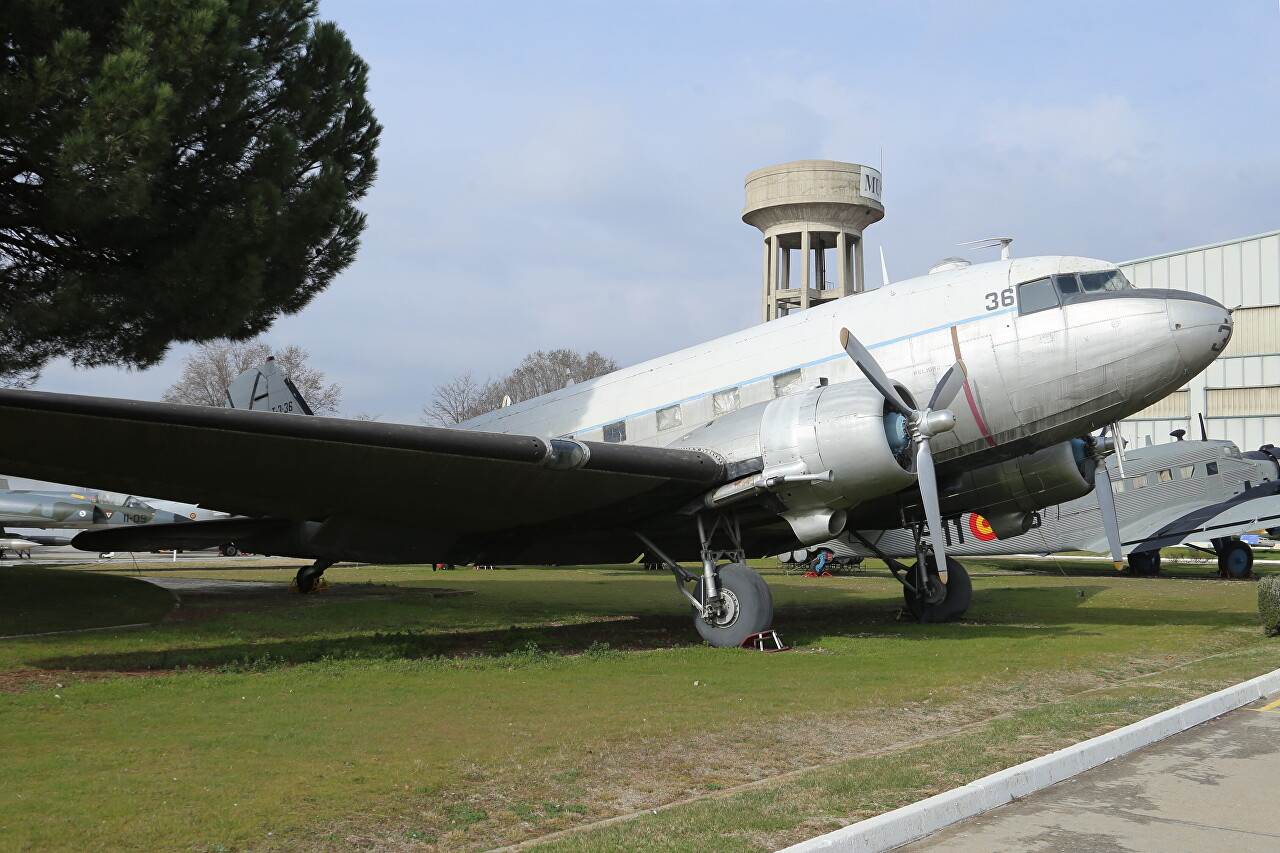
[1017,268,1134,314]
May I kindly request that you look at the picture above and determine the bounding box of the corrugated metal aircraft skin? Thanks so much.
[840,440,1280,559]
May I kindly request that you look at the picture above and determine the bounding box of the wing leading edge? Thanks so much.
[0,389,726,563]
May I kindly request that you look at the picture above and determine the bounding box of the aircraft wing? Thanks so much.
[0,389,727,562]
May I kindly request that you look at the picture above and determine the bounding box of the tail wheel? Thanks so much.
[1129,550,1161,576]
[1217,541,1254,579]
[904,556,972,622]
[293,565,324,593]
[691,563,774,648]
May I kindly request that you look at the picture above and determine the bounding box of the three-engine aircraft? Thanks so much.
[0,254,1233,645]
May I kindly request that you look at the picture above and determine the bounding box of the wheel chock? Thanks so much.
[287,577,330,594]
[740,630,790,652]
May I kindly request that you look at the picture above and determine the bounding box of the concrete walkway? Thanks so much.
[897,692,1280,852]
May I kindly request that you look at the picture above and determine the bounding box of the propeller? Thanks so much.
[840,328,965,583]
[1093,427,1125,572]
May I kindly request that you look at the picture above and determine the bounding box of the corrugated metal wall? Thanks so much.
[1119,230,1280,452]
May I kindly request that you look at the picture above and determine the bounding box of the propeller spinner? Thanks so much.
[839,329,966,583]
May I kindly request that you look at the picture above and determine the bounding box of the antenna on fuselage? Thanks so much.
[879,246,890,286]
[960,236,1014,261]
[1197,413,1209,441]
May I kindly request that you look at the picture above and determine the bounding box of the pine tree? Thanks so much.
[0,0,381,383]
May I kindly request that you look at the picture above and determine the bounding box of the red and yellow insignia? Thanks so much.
[968,513,997,541]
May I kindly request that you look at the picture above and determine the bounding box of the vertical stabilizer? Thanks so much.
[224,358,315,415]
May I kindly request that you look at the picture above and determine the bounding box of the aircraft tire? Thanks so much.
[294,565,324,593]
[220,543,240,557]
[691,563,774,648]
[903,557,971,622]
[1129,550,1162,576]
[1217,541,1254,579]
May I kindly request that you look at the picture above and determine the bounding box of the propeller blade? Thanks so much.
[927,361,968,411]
[1094,464,1125,571]
[839,328,913,417]
[915,440,948,584]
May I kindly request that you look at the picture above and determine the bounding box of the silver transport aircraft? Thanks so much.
[0,254,1233,646]
[830,437,1280,582]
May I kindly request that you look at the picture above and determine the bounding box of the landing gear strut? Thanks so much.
[292,559,334,593]
[848,528,972,623]
[637,513,774,648]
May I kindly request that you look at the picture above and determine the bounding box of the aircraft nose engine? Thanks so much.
[1167,293,1233,371]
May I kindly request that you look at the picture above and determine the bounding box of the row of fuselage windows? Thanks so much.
[1018,270,1134,315]
[1113,462,1217,493]
[598,367,806,443]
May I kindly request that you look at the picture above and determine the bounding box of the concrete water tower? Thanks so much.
[742,160,884,321]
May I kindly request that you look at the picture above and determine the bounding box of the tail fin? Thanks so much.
[224,357,315,415]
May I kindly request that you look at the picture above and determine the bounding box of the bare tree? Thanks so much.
[422,350,619,427]
[162,340,342,415]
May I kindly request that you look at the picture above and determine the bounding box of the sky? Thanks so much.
[25,0,1280,430]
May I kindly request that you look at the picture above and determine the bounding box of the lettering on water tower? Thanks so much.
[861,168,882,202]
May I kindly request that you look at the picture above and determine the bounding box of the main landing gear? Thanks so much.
[1184,538,1255,579]
[849,528,972,623]
[638,514,774,648]
[1213,537,1254,579]
[291,559,334,593]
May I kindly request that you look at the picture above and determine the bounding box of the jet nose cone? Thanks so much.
[1168,293,1232,373]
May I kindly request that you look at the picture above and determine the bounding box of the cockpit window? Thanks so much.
[1053,274,1080,295]
[1017,277,1060,314]
[1079,270,1132,292]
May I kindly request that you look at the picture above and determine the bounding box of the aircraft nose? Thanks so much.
[1166,292,1233,372]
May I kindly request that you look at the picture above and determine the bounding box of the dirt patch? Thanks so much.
[154,580,475,623]
[0,667,180,693]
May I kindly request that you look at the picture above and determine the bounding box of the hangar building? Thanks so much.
[1118,230,1280,451]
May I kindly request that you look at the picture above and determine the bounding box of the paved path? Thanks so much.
[898,692,1280,852]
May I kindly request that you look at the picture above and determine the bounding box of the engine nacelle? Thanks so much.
[670,379,917,545]
[941,438,1095,520]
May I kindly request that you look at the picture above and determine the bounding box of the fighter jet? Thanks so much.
[1,253,1233,645]
[834,437,1280,581]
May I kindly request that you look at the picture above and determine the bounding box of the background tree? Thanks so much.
[162,339,341,414]
[422,349,619,426]
[0,0,381,382]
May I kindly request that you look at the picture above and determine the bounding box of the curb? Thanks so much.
[778,666,1280,853]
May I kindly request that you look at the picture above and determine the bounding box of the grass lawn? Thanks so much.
[1,559,1277,852]
[2,564,176,635]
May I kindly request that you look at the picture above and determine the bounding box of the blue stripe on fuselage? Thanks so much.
[564,307,1018,438]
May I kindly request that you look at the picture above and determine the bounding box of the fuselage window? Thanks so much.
[1156,469,1173,483]
[1132,475,1148,490]
[1017,277,1060,314]
[1206,461,1219,476]
[712,387,740,416]
[1179,465,1195,479]
[656,404,682,431]
[603,420,626,443]
[772,369,802,398]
